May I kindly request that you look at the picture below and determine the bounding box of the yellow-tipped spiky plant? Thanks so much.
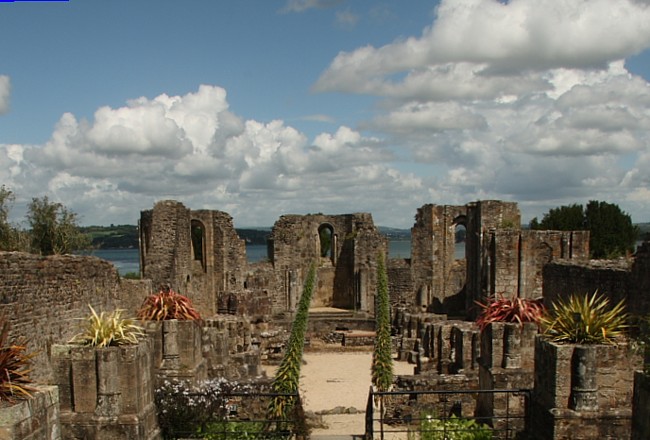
[540,291,628,345]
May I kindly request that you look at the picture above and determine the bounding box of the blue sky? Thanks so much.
[1,0,650,228]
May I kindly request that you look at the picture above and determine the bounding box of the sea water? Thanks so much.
[86,240,465,276]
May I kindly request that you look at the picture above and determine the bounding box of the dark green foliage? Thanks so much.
[418,413,493,440]
[79,224,139,249]
[530,203,585,231]
[372,252,393,392]
[585,200,638,258]
[27,196,90,255]
[0,186,29,252]
[123,271,141,280]
[530,200,638,259]
[541,291,628,344]
[267,262,315,435]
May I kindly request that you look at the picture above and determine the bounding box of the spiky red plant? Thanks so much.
[137,287,202,321]
[0,319,36,402]
[475,294,545,331]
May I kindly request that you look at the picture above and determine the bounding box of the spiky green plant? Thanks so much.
[475,294,545,331]
[372,252,393,392]
[267,262,316,434]
[0,318,36,402]
[540,291,628,344]
[137,288,202,321]
[70,305,144,347]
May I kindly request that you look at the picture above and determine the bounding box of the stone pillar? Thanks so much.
[570,345,598,411]
[502,324,521,369]
[161,319,180,370]
[96,347,120,416]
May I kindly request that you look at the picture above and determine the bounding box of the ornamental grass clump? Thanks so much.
[0,318,36,402]
[69,305,144,347]
[475,294,545,331]
[137,286,201,321]
[540,291,628,345]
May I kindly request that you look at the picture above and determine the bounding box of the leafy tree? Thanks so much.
[27,196,89,255]
[0,185,15,250]
[530,203,584,231]
[0,186,28,252]
[585,200,638,259]
[531,201,638,259]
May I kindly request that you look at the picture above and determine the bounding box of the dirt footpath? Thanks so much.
[264,351,413,437]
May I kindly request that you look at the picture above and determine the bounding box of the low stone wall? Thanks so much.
[0,386,60,440]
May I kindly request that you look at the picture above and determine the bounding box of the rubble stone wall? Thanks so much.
[0,251,150,382]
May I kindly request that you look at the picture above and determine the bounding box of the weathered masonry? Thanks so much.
[391,200,589,318]
[139,201,387,318]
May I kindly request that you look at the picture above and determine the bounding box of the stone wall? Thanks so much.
[268,213,387,315]
[0,386,60,440]
[543,259,631,307]
[140,201,248,317]
[0,252,150,382]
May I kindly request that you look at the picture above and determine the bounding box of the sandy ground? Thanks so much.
[263,351,414,437]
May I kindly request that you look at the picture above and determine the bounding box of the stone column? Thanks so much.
[570,345,598,411]
[161,319,180,370]
[96,347,120,416]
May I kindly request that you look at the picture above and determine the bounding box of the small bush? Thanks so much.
[137,286,201,321]
[122,271,140,280]
[69,305,143,347]
[155,378,260,439]
[475,294,545,331]
[0,318,36,402]
[540,291,628,344]
[415,413,493,440]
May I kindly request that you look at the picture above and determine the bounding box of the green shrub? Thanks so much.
[69,305,143,347]
[155,378,259,440]
[414,414,492,440]
[122,271,140,280]
[475,294,544,331]
[540,291,628,344]
[137,286,201,321]
[0,318,36,402]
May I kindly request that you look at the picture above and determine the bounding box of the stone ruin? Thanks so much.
[0,198,648,439]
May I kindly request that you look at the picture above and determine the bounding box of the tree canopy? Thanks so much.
[530,200,638,259]
[27,196,90,255]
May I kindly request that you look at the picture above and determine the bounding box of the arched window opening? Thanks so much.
[453,216,467,260]
[191,220,206,269]
[318,224,334,261]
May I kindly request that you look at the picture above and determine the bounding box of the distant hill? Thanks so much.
[81,224,412,249]
[80,225,139,249]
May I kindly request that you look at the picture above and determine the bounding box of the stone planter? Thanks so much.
[476,322,537,438]
[529,336,642,440]
[632,371,650,440]
[51,340,160,440]
[0,385,60,440]
[144,319,206,385]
